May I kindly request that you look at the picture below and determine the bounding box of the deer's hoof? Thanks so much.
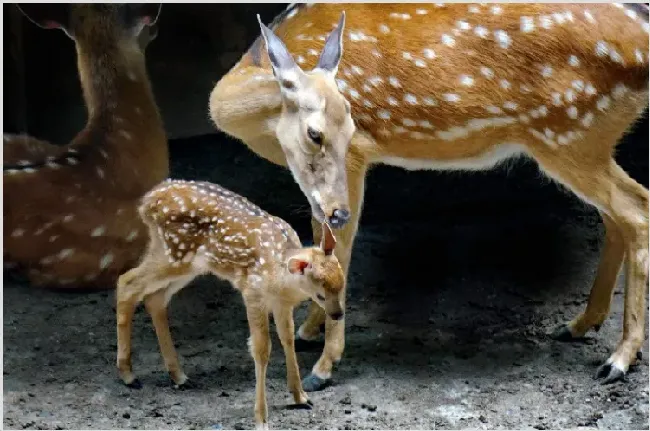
[287,399,313,410]
[550,324,579,342]
[172,377,196,390]
[125,378,142,389]
[596,361,626,384]
[302,373,331,392]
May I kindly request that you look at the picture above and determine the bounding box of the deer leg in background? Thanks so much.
[535,149,648,384]
[552,213,625,341]
[301,151,369,392]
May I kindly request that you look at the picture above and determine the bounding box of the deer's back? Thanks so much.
[247,3,648,155]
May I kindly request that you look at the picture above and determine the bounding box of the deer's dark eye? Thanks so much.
[316,294,325,301]
[307,127,323,145]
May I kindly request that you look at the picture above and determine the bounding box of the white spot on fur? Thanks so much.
[480,67,494,79]
[441,34,455,47]
[541,65,553,78]
[568,55,580,67]
[595,41,609,57]
[389,76,401,88]
[459,75,474,86]
[597,95,612,111]
[495,31,511,49]
[566,106,579,119]
[423,48,436,59]
[379,24,390,34]
[474,26,489,38]
[521,16,535,32]
[91,225,106,237]
[404,94,418,105]
[443,93,461,103]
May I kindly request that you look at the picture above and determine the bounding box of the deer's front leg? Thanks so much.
[245,298,271,430]
[300,156,368,392]
[272,305,312,408]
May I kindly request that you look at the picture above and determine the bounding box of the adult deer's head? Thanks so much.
[258,12,356,228]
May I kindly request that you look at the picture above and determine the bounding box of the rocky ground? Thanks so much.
[3,132,649,430]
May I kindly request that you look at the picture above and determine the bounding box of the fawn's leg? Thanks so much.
[244,297,271,430]
[552,213,625,340]
[537,151,648,384]
[300,152,369,392]
[272,305,311,407]
[144,278,193,388]
[116,267,143,387]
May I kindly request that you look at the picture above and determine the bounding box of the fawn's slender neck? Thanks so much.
[75,38,163,131]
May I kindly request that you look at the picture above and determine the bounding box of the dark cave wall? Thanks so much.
[2,3,288,142]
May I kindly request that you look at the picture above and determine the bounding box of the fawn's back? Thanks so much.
[139,180,302,279]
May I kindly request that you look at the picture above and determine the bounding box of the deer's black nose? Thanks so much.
[329,311,344,321]
[329,209,350,228]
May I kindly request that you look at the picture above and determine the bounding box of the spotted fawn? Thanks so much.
[116,179,346,430]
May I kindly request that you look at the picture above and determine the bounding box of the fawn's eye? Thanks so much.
[307,127,323,146]
[316,294,325,301]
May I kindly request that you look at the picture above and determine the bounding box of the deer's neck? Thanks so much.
[210,68,283,142]
[75,40,162,131]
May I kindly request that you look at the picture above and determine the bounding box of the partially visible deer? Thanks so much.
[4,4,168,290]
[116,179,345,430]
[210,3,649,387]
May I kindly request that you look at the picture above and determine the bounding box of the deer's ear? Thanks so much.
[257,14,304,92]
[16,4,71,31]
[123,3,162,27]
[316,11,345,75]
[320,223,337,256]
[287,255,312,275]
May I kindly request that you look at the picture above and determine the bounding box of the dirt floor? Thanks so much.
[3,134,649,430]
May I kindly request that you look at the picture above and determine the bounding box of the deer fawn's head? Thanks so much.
[16,3,161,50]
[286,223,345,320]
[258,12,356,229]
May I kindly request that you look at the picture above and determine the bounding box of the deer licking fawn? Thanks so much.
[210,2,649,387]
[4,4,168,289]
[116,179,345,430]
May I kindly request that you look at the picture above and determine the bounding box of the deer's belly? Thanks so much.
[379,143,527,172]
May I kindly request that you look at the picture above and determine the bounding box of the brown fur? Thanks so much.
[210,3,650,385]
[4,4,168,290]
[116,179,345,429]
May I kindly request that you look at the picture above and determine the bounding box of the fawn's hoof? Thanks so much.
[302,373,331,392]
[171,373,195,390]
[124,378,142,389]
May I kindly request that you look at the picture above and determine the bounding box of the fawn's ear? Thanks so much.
[16,4,71,31]
[257,14,305,93]
[287,255,313,275]
[320,223,337,256]
[315,11,346,76]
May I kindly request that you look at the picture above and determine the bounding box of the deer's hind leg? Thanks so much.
[144,275,195,388]
[536,147,648,384]
[552,213,625,341]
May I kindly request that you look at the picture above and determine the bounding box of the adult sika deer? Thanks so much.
[210,3,650,387]
[4,4,168,289]
[116,179,345,430]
